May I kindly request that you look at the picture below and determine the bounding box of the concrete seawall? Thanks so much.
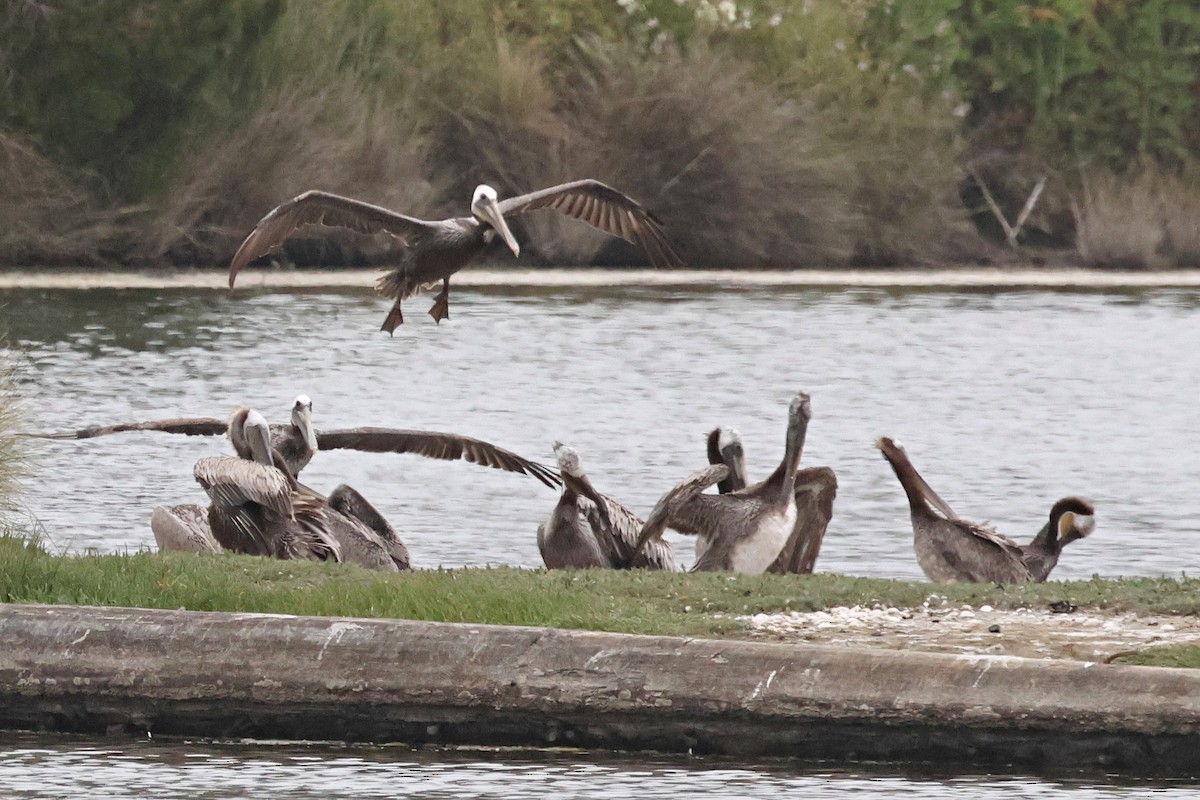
[1,604,1197,775]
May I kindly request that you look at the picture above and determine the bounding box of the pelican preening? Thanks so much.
[228,180,685,332]
[537,442,726,571]
[24,395,561,488]
[194,409,342,562]
[703,426,837,575]
[632,391,814,574]
[876,437,1095,584]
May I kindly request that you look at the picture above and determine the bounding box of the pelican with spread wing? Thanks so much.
[227,180,684,331]
[22,396,561,488]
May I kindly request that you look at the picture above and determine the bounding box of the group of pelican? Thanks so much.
[27,178,1097,583]
[38,395,560,571]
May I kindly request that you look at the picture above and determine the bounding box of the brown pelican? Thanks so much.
[23,396,560,487]
[195,408,341,562]
[151,483,407,570]
[325,483,410,571]
[704,426,838,575]
[876,437,1096,583]
[227,180,685,331]
[1019,497,1095,581]
[537,442,726,571]
[24,395,319,478]
[634,392,814,574]
[150,504,221,554]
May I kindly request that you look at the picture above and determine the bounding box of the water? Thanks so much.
[0,735,1192,798]
[3,284,1199,579]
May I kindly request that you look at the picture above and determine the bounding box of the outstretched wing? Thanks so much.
[228,190,434,286]
[315,427,561,488]
[19,417,228,440]
[631,464,729,560]
[496,179,685,268]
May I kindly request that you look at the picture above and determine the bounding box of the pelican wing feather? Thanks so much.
[193,456,295,519]
[315,427,561,488]
[20,416,228,440]
[228,190,434,286]
[496,180,685,268]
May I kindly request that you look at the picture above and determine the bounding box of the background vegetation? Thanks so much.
[2,0,1199,268]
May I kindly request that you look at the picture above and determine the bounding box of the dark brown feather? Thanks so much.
[19,417,228,440]
[228,190,433,287]
[496,179,685,268]
[315,427,561,488]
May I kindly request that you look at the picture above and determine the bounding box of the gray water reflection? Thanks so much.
[0,735,1192,799]
[3,285,1199,579]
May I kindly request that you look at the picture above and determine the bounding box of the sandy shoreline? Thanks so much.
[3,267,1200,290]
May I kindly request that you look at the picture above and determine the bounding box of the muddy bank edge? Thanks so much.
[0,603,1196,774]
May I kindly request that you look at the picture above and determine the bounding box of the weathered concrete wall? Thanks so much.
[0,603,1198,774]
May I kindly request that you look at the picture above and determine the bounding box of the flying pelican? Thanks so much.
[227,180,685,331]
[633,392,814,574]
[195,408,341,562]
[22,395,561,487]
[876,437,1096,583]
[537,442,726,571]
[703,426,837,575]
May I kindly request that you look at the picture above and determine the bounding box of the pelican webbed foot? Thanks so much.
[428,278,450,324]
[381,301,404,335]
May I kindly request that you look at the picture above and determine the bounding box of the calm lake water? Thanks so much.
[3,284,1199,580]
[0,734,1194,798]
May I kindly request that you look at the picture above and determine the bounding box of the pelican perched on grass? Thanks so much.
[876,437,1095,583]
[538,442,726,571]
[704,426,837,575]
[227,180,685,332]
[23,396,560,487]
[632,392,814,574]
[196,408,341,562]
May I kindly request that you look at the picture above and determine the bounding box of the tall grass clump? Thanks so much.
[0,132,136,266]
[1074,167,1200,269]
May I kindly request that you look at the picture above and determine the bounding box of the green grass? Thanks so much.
[1114,645,1200,669]
[3,534,1200,642]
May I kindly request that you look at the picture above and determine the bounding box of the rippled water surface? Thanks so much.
[0,735,1193,799]
[4,284,1199,579]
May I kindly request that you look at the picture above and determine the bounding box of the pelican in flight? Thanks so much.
[538,442,726,571]
[23,395,560,487]
[704,427,837,575]
[632,392,814,574]
[227,180,685,331]
[876,437,1095,583]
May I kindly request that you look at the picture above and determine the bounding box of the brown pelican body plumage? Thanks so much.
[24,396,560,488]
[877,437,1095,583]
[634,392,814,574]
[704,427,837,575]
[537,443,725,571]
[150,503,221,554]
[325,483,410,571]
[228,180,685,332]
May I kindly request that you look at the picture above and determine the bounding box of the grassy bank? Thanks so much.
[1,534,1198,667]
